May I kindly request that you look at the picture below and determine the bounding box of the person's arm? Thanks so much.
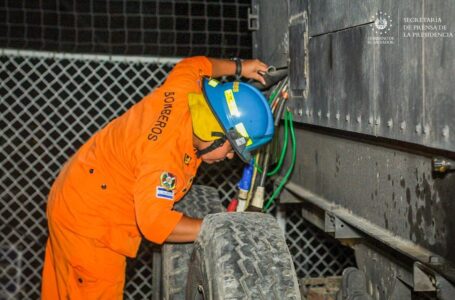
[165,215,202,242]
[208,58,268,85]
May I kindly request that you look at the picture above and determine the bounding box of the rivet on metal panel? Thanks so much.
[101,184,107,190]
[345,115,350,122]
[298,108,303,116]
[400,121,406,131]
[326,112,330,119]
[375,118,381,126]
[387,119,393,128]
[334,217,362,239]
[442,125,449,137]
[423,125,430,135]
[372,253,378,261]
[416,124,422,134]
[356,116,361,124]
[368,117,373,125]
[318,111,321,118]
[305,109,309,116]
[89,169,94,174]
[336,112,340,120]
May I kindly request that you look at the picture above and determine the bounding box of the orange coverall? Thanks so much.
[41,57,212,299]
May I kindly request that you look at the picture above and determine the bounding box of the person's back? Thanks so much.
[46,56,210,254]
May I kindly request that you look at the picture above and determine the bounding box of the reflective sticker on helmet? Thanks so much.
[225,89,240,117]
[235,137,247,147]
[233,81,240,93]
[208,79,219,87]
[235,123,253,146]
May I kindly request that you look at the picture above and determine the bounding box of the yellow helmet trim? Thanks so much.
[188,93,223,141]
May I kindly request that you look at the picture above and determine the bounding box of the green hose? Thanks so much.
[268,82,281,105]
[263,110,296,211]
[255,83,289,176]
[254,116,288,176]
[267,117,288,176]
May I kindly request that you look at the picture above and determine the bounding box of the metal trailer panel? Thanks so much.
[422,1,455,152]
[257,0,455,153]
[306,0,376,37]
[253,0,455,296]
[251,0,289,68]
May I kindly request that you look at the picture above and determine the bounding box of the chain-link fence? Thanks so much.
[0,50,176,299]
[283,205,356,279]
[0,49,356,299]
[0,0,252,58]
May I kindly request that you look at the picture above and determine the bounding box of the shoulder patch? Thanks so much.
[160,171,177,190]
[156,186,174,200]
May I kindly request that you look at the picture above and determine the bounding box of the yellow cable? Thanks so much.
[246,152,260,208]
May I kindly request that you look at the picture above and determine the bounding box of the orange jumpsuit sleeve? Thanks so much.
[164,56,213,92]
[134,163,184,244]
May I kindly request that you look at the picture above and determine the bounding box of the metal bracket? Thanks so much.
[413,263,436,292]
[288,10,309,101]
[324,212,336,233]
[413,262,455,300]
[324,212,363,239]
[248,4,259,31]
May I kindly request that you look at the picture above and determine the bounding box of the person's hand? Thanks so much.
[241,59,268,85]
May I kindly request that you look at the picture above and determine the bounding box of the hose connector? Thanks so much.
[248,186,265,211]
[236,163,254,212]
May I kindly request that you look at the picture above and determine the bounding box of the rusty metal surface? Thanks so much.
[282,179,455,282]
[282,128,455,266]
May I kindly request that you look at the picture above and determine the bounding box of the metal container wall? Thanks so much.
[253,0,455,298]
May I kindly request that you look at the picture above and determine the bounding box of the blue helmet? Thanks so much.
[202,78,274,162]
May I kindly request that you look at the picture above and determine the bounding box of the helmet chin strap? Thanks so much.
[196,132,227,157]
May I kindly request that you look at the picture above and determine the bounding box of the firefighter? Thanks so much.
[41,56,274,299]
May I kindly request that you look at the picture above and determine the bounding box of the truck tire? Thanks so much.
[186,212,301,300]
[162,185,226,300]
